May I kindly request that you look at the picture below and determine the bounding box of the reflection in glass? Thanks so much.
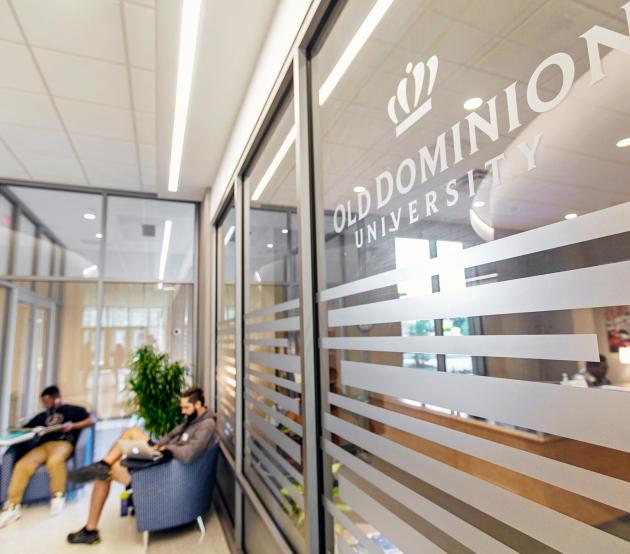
[312,1,630,551]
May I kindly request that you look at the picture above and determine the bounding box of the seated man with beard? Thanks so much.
[66,387,215,545]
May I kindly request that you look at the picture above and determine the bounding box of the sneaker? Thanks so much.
[67,527,101,545]
[50,493,65,517]
[68,461,110,484]
[0,503,21,529]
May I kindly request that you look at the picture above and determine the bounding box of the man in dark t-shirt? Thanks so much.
[0,386,95,530]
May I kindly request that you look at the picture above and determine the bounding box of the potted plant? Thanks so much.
[127,346,186,438]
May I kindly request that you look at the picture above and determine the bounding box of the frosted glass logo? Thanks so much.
[388,56,438,137]
[332,1,630,249]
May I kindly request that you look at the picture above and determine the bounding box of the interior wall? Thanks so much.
[208,0,312,220]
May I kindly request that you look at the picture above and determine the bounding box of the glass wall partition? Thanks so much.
[0,185,197,430]
[216,200,238,454]
[309,1,630,553]
[243,88,305,553]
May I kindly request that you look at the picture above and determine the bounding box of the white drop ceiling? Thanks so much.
[0,0,279,200]
[0,0,157,191]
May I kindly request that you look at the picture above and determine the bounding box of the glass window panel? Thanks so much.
[311,2,630,551]
[14,214,36,276]
[243,90,305,552]
[0,194,12,275]
[216,201,237,456]
[9,302,32,427]
[97,283,194,419]
[36,233,53,277]
[7,186,102,278]
[105,197,195,283]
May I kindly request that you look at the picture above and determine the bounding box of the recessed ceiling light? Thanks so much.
[464,97,483,110]
[95,233,103,239]
[281,228,288,234]
[564,213,578,220]
[353,186,366,193]
[266,243,273,249]
[83,212,96,220]
[473,200,485,208]
[616,137,630,148]
[168,0,203,192]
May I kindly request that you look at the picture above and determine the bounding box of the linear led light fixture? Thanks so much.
[168,0,203,192]
[223,225,235,245]
[158,220,173,286]
[318,0,394,106]
[251,125,296,201]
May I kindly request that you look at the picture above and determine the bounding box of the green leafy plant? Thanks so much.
[127,346,186,438]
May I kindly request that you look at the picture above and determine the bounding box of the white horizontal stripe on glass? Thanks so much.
[248,427,304,485]
[247,367,301,393]
[247,392,303,436]
[321,334,599,362]
[325,499,382,554]
[247,452,294,513]
[329,260,630,327]
[245,338,290,348]
[327,441,517,553]
[340,360,630,454]
[326,414,630,553]
[249,441,304,509]
[329,393,630,513]
[338,471,446,554]
[246,316,300,333]
[246,381,300,413]
[245,299,300,319]
[247,409,302,463]
[319,202,630,302]
[249,351,301,374]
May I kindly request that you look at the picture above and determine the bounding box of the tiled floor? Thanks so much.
[1,483,230,553]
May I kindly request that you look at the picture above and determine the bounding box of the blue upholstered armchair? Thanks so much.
[0,425,95,505]
[131,440,220,546]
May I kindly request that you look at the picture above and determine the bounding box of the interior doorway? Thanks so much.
[0,283,56,432]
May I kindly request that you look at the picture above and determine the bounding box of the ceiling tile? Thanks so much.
[0,138,28,179]
[140,164,156,188]
[124,2,155,70]
[82,158,141,189]
[0,123,75,158]
[56,98,134,141]
[35,48,130,108]
[73,134,137,165]
[13,0,125,63]
[138,142,155,166]
[130,67,155,112]
[127,0,155,7]
[0,0,22,42]
[134,111,155,144]
[21,153,86,184]
[0,40,45,93]
[0,89,61,129]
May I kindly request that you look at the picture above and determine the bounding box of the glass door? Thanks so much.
[3,287,55,429]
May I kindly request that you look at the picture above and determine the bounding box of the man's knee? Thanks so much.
[46,456,67,468]
[120,426,144,440]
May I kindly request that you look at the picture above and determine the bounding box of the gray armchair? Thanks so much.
[131,440,220,547]
[0,425,95,505]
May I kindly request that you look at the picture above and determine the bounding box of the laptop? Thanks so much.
[119,439,163,461]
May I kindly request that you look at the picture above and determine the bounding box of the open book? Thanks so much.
[0,424,67,446]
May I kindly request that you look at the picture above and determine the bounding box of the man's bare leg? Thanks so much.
[102,427,148,466]
[85,463,130,531]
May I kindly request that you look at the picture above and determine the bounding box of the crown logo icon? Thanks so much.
[387,55,438,137]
